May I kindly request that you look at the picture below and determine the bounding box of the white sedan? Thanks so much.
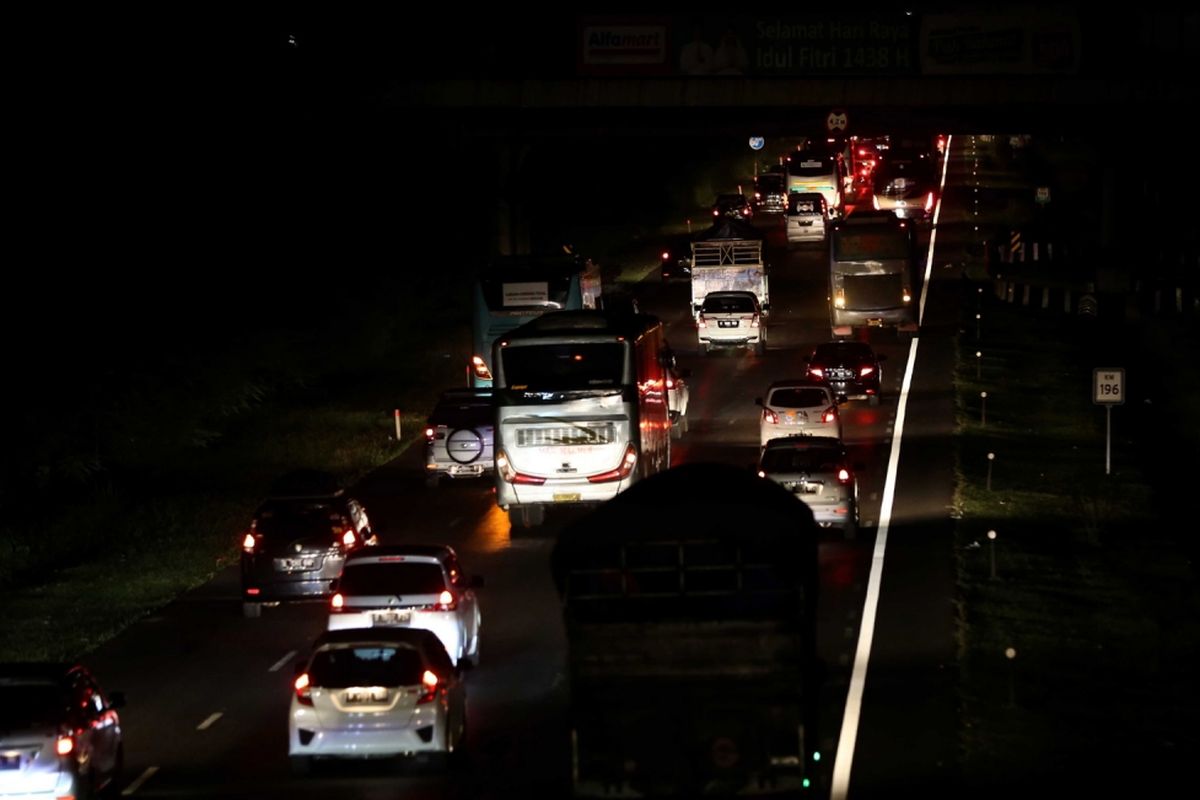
[289,628,466,772]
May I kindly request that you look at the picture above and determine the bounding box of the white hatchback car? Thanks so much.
[289,627,466,773]
[756,380,842,447]
[328,546,483,668]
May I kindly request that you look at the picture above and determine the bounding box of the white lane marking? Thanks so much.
[919,134,953,327]
[121,766,159,796]
[829,134,951,800]
[196,712,223,731]
[268,650,296,673]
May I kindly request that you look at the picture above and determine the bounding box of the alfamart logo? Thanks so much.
[583,25,667,64]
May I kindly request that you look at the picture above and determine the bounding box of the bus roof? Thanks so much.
[502,309,662,342]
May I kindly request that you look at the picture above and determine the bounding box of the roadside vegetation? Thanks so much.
[952,295,1200,792]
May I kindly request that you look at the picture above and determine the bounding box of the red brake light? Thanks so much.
[822,406,838,424]
[587,444,639,483]
[762,408,779,425]
[424,427,435,440]
[666,378,674,389]
[860,366,875,377]
[808,367,824,379]
[56,734,74,756]
[661,251,670,260]
[242,533,257,553]
[838,468,852,484]
[497,449,546,485]
[435,590,457,611]
[294,673,313,706]
[417,670,440,704]
[341,529,357,548]
[925,191,935,212]
[471,355,493,381]
[330,592,345,612]
[713,209,719,216]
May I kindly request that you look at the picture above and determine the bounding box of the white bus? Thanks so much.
[787,151,844,217]
[492,311,671,529]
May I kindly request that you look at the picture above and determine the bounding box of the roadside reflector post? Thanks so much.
[976,312,982,340]
[980,391,988,426]
[987,529,997,580]
[976,351,982,380]
[986,452,995,490]
[1005,647,1018,707]
[394,409,402,441]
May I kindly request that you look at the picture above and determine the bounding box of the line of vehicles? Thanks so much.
[2,136,942,799]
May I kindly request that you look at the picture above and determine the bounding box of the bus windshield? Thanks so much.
[501,342,626,390]
[833,230,911,261]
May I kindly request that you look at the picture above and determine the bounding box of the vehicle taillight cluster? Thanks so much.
[860,366,875,377]
[330,592,345,612]
[837,468,852,484]
[496,449,546,486]
[416,670,440,705]
[587,444,638,484]
[822,406,838,424]
[55,732,74,756]
[294,673,314,707]
[808,367,824,379]
[762,408,779,425]
[470,355,492,382]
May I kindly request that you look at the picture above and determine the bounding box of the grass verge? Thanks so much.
[953,291,1200,792]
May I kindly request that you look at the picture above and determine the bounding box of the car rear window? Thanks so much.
[254,501,342,543]
[702,295,756,314]
[430,399,492,428]
[761,448,842,473]
[768,388,830,408]
[814,344,873,363]
[340,562,448,595]
[0,684,66,728]
[309,646,424,688]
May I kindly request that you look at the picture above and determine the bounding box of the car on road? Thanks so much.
[696,290,766,356]
[784,191,828,246]
[289,628,466,773]
[424,388,494,488]
[712,193,753,219]
[758,436,859,537]
[756,380,841,447]
[240,469,377,618]
[327,545,483,668]
[0,662,125,800]
[805,341,886,405]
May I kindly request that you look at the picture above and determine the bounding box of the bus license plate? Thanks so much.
[553,493,581,503]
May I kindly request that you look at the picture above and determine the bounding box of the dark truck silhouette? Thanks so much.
[551,462,824,796]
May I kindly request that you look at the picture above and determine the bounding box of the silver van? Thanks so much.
[785,192,828,245]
